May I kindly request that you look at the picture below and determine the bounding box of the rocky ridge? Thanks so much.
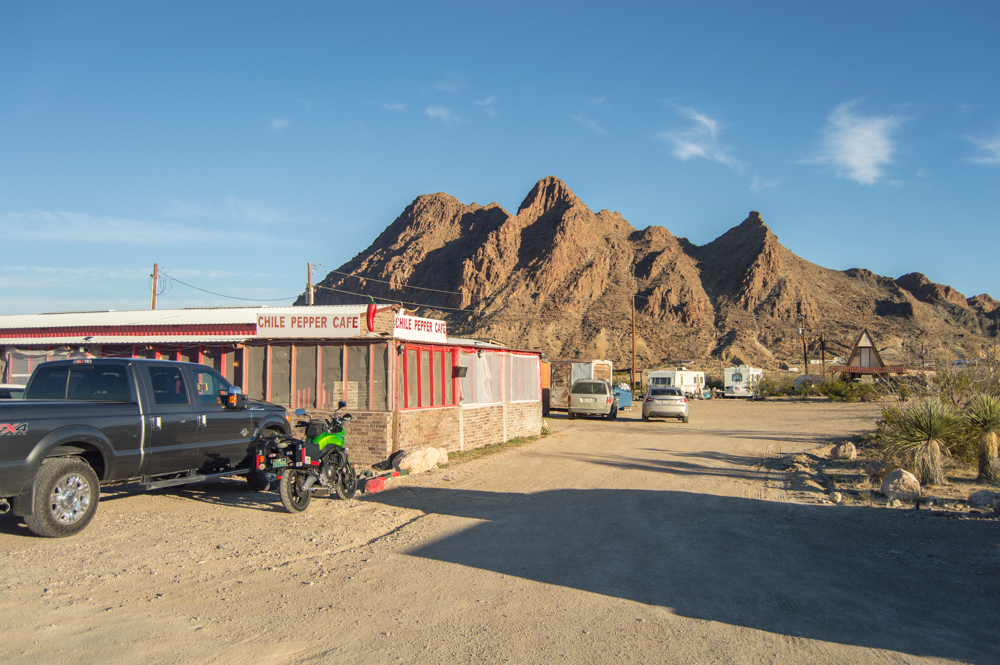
[304,177,998,368]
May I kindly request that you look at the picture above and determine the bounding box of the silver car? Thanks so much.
[568,379,618,420]
[642,387,689,422]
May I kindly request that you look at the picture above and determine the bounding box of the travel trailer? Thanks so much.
[724,365,763,398]
[647,368,706,398]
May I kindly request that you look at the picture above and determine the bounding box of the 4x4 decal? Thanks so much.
[0,423,28,436]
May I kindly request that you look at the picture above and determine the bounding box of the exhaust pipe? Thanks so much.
[0,499,10,515]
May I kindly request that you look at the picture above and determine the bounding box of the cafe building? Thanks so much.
[0,305,543,466]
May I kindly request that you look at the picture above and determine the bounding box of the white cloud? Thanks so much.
[586,96,606,106]
[573,114,607,135]
[750,175,780,191]
[372,101,405,110]
[428,80,461,93]
[965,130,1000,166]
[0,211,276,245]
[657,106,740,170]
[271,118,290,130]
[425,105,458,122]
[808,102,902,185]
[474,96,497,116]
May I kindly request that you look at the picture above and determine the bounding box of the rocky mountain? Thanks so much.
[303,177,998,369]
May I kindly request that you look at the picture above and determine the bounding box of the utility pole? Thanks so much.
[307,262,314,306]
[800,313,809,374]
[631,295,636,391]
[150,263,159,310]
[820,333,826,382]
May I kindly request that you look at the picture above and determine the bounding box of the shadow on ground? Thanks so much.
[371,486,1000,664]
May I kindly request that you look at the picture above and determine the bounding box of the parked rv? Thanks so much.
[647,368,706,398]
[724,365,763,398]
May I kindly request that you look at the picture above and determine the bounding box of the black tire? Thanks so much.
[335,462,358,500]
[246,469,272,492]
[682,415,689,424]
[568,412,576,420]
[609,405,618,420]
[25,457,100,538]
[278,469,311,514]
[642,413,649,422]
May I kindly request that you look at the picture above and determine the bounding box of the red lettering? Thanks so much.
[321,317,328,328]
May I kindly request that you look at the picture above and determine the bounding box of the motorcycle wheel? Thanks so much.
[278,469,311,514]
[335,462,358,500]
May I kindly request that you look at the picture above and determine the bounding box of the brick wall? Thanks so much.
[398,407,461,452]
[460,404,505,450]
[505,401,543,440]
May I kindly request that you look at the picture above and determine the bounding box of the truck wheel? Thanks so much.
[335,462,358,500]
[25,457,100,538]
[246,469,272,492]
[279,469,311,513]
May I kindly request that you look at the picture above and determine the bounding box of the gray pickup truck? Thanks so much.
[0,358,290,537]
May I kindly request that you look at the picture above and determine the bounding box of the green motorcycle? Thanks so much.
[254,400,358,514]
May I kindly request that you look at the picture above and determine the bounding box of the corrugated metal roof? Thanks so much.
[0,305,369,330]
[0,335,250,345]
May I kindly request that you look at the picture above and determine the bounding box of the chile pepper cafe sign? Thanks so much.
[255,307,366,339]
[394,313,447,343]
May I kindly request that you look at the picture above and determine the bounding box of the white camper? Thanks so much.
[724,365,763,398]
[647,368,706,398]
[547,359,613,411]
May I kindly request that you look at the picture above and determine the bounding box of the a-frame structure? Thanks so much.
[830,329,907,380]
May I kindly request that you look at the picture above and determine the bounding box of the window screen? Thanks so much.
[445,351,454,405]
[372,344,388,411]
[271,345,291,405]
[319,344,343,410]
[347,345,369,410]
[295,345,317,409]
[459,352,474,404]
[406,349,418,408]
[203,346,223,372]
[420,350,431,407]
[432,350,443,406]
[148,366,190,405]
[247,346,267,400]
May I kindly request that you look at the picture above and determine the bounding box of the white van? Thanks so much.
[647,368,706,398]
[724,365,763,398]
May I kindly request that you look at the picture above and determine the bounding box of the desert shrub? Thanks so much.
[965,394,1000,484]
[881,400,961,486]
[820,380,857,402]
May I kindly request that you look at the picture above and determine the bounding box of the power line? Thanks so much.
[314,284,469,312]
[162,273,301,302]
[324,267,467,296]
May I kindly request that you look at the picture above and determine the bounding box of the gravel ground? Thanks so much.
[1,399,998,664]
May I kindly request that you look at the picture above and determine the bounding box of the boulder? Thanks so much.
[829,492,843,504]
[830,442,857,460]
[881,469,921,503]
[968,490,999,508]
[392,446,449,475]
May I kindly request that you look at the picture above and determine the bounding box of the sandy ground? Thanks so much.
[1,399,998,665]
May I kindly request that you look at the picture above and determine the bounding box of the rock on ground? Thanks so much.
[967,490,999,508]
[393,446,450,475]
[831,442,857,460]
[881,469,921,503]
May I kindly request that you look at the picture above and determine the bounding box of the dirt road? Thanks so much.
[2,400,998,664]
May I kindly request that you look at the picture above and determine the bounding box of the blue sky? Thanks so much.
[2,1,998,314]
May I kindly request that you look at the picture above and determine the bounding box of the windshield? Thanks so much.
[572,381,608,395]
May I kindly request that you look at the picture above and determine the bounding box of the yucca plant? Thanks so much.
[890,400,961,486]
[966,394,1000,484]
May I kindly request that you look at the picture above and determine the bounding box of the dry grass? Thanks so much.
[438,433,547,466]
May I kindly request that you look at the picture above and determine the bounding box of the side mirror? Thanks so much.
[342,413,352,422]
[294,408,306,416]
[338,400,347,409]
[220,387,248,410]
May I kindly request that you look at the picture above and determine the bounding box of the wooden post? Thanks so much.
[631,295,636,391]
[307,262,314,306]
[150,263,158,310]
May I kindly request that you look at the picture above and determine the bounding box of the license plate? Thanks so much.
[272,458,288,468]
[582,398,596,403]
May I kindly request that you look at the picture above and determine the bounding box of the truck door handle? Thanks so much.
[200,415,207,427]
[153,416,161,431]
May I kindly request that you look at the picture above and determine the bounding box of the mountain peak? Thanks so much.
[516,176,581,216]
